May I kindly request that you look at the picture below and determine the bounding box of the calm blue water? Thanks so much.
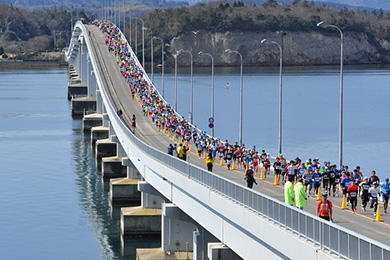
[0,65,389,259]
[0,68,158,260]
[153,65,390,179]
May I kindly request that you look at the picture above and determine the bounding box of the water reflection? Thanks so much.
[72,119,160,260]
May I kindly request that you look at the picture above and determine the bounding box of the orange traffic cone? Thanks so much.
[196,149,198,156]
[189,145,192,152]
[317,186,321,201]
[231,161,235,170]
[203,151,206,159]
[341,195,347,209]
[375,205,383,222]
[172,135,175,142]
[294,180,297,192]
[168,131,171,137]
[220,158,223,166]
[260,169,264,180]
[273,174,278,185]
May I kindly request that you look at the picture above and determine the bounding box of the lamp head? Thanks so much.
[225,49,231,53]
[261,39,267,44]
[198,51,203,55]
[317,21,325,27]
[165,43,171,47]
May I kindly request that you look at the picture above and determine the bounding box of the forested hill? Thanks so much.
[140,1,390,66]
[0,4,91,59]
[144,1,390,43]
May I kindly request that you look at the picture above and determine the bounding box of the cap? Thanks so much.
[386,178,389,182]
[363,176,368,180]
[322,191,328,196]
[249,165,253,169]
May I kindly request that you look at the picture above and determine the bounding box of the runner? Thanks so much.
[359,177,370,211]
[131,114,136,129]
[252,151,259,173]
[328,165,336,196]
[347,179,359,214]
[273,157,282,184]
[303,167,312,195]
[225,148,233,170]
[341,172,352,206]
[381,178,390,214]
[369,182,381,216]
[317,192,333,222]
[312,168,321,196]
[287,160,297,182]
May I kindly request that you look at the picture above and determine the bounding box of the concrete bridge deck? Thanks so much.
[87,24,390,247]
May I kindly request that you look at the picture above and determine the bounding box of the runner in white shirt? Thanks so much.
[369,182,381,216]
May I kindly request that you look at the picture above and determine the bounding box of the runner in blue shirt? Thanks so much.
[298,163,306,178]
[341,173,352,206]
[381,178,390,214]
[312,169,321,196]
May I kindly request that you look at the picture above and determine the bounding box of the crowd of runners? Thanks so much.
[94,19,389,219]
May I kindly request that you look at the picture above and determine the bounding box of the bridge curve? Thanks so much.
[66,21,390,260]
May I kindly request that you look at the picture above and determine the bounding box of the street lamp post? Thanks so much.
[166,43,179,111]
[179,49,194,124]
[317,21,344,167]
[135,18,145,69]
[198,51,214,137]
[153,36,164,98]
[225,49,243,146]
[143,27,153,82]
[261,39,283,155]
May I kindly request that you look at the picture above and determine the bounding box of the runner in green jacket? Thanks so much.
[295,178,308,209]
[285,180,294,206]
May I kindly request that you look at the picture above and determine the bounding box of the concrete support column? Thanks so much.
[80,42,88,85]
[162,203,198,253]
[193,228,219,260]
[122,158,141,179]
[207,243,242,260]
[96,90,103,114]
[138,181,167,209]
[87,58,97,98]
[103,113,109,127]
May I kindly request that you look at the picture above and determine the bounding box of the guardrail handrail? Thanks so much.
[70,21,390,260]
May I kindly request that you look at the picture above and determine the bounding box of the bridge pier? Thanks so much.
[91,126,109,143]
[82,113,103,132]
[110,178,141,203]
[95,139,117,158]
[110,158,142,201]
[120,181,166,236]
[67,83,87,100]
[101,135,127,178]
[71,97,96,117]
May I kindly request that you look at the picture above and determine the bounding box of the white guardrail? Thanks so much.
[70,21,390,260]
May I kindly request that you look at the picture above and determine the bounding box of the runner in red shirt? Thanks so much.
[252,152,259,173]
[347,180,359,213]
[317,192,333,221]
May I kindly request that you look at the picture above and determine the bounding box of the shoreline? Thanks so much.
[0,60,68,68]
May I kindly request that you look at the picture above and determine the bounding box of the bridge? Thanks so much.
[66,20,390,260]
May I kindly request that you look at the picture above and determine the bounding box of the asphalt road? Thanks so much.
[87,24,390,247]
